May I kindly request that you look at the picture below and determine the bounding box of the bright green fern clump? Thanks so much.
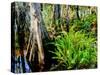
[50,26,97,70]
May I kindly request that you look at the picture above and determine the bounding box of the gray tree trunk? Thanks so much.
[53,4,61,25]
[75,6,80,20]
[26,3,45,71]
[66,5,69,32]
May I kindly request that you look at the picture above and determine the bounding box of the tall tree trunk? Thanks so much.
[29,3,45,71]
[53,4,61,26]
[76,6,80,20]
[66,5,69,32]
[15,2,26,73]
[60,5,65,31]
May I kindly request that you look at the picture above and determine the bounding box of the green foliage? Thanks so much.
[71,14,97,33]
[81,14,97,31]
[42,4,53,26]
[50,26,97,70]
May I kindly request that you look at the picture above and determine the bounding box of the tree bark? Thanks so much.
[66,5,69,32]
[15,2,26,73]
[29,3,45,71]
[53,4,61,25]
[75,6,80,20]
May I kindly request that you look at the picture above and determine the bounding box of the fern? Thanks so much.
[50,26,97,70]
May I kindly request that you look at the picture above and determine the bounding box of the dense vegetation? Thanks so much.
[11,2,97,73]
